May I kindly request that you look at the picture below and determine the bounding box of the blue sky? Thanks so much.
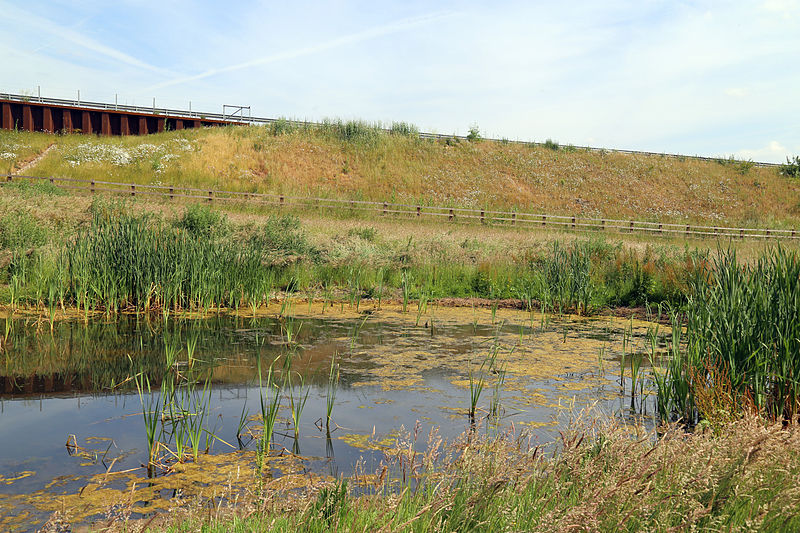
[1,0,798,162]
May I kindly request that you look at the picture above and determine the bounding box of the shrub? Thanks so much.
[780,155,800,178]
[177,203,228,238]
[466,124,481,142]
[544,138,560,151]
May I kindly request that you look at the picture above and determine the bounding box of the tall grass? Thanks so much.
[61,212,276,313]
[157,415,800,532]
[3,205,726,318]
[654,247,800,424]
[256,357,282,469]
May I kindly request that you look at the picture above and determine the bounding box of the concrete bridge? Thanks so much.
[0,92,246,136]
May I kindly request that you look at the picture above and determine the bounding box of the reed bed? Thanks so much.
[655,247,800,425]
[3,204,701,316]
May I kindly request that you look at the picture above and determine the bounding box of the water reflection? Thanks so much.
[0,307,666,530]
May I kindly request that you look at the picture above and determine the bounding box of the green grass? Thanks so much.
[0,209,48,250]
[654,246,800,425]
[3,202,786,318]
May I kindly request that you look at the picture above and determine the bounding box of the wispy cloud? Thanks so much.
[144,11,455,91]
[0,2,165,74]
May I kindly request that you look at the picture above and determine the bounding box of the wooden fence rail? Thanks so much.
[3,173,798,241]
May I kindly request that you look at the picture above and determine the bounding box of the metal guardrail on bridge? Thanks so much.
[0,92,781,168]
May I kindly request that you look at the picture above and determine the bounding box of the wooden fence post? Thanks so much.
[6,175,11,183]
[383,202,387,216]
[686,225,690,238]
[571,216,576,230]
[416,206,421,217]
[600,219,605,231]
[169,187,174,200]
[131,184,136,197]
[480,210,485,224]
[542,215,546,227]
[449,209,454,221]
[280,195,285,208]
[512,213,516,226]
[629,220,634,233]
[658,223,663,235]
[90,180,95,194]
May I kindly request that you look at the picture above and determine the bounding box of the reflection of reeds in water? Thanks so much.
[326,354,340,430]
[288,371,310,445]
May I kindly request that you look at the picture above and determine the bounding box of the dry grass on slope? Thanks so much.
[19,125,800,227]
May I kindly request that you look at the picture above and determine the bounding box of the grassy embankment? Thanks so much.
[3,123,800,227]
[3,121,799,316]
[4,126,800,531]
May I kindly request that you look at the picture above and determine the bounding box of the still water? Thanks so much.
[0,304,663,530]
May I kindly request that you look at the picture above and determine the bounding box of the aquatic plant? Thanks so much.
[185,378,212,461]
[134,371,162,475]
[655,247,800,423]
[256,357,282,468]
[468,350,498,426]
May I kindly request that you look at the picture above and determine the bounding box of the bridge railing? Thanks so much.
[0,92,781,168]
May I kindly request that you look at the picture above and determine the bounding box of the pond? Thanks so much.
[0,303,665,530]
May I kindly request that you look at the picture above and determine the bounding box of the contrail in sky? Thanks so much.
[1,2,165,74]
[145,11,455,91]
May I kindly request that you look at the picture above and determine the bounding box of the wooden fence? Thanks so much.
[3,173,798,241]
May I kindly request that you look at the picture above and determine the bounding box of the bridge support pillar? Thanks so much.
[193,120,201,129]
[82,111,93,134]
[138,117,148,135]
[101,112,111,135]
[62,110,73,132]
[43,108,54,132]
[157,118,165,133]
[22,105,33,131]
[1,103,12,130]
[175,119,184,130]
[120,115,130,135]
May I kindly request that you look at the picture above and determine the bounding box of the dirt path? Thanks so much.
[12,143,55,174]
